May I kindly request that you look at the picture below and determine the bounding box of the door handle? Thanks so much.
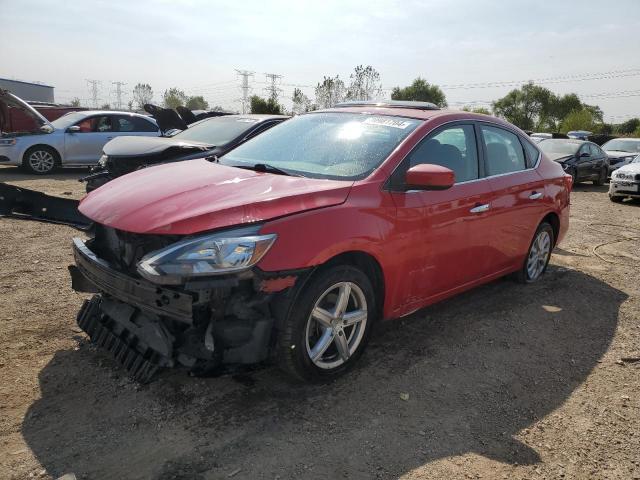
[470,203,490,213]
[529,192,543,200]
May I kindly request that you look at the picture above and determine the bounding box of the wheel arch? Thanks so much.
[22,143,62,165]
[540,211,560,246]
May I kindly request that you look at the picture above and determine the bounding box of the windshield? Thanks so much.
[221,112,421,180]
[602,139,640,153]
[539,140,581,155]
[51,112,89,129]
[175,116,264,145]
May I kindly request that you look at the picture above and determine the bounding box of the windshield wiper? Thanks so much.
[237,163,302,177]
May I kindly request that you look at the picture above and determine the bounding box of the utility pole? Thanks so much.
[86,79,101,108]
[235,69,254,114]
[264,73,283,102]
[112,81,126,110]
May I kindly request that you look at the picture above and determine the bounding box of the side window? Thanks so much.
[481,125,526,176]
[113,115,158,133]
[589,144,601,156]
[522,139,540,168]
[579,145,590,157]
[95,116,114,132]
[75,117,97,133]
[405,124,479,183]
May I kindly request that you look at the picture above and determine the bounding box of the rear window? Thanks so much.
[175,116,263,146]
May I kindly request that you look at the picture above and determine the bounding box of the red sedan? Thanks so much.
[70,100,571,382]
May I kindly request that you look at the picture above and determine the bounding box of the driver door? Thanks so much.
[389,123,495,311]
[64,115,115,164]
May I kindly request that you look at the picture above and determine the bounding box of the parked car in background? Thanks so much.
[83,114,288,191]
[609,154,640,202]
[69,100,571,383]
[601,138,640,175]
[530,132,552,143]
[0,90,160,174]
[567,130,592,140]
[539,138,608,185]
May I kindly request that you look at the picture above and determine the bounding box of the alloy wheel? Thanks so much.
[28,150,55,173]
[305,281,368,370]
[527,230,551,280]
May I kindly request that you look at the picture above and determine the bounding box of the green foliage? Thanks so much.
[315,76,346,109]
[616,118,640,135]
[100,103,111,110]
[346,65,382,101]
[462,106,491,115]
[186,95,209,110]
[292,88,311,114]
[391,77,447,107]
[560,108,596,134]
[250,95,282,114]
[163,87,187,109]
[492,82,554,131]
[69,97,81,107]
[132,83,153,110]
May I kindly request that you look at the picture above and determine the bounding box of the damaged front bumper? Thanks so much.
[70,237,304,382]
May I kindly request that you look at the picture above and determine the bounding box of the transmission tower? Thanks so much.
[112,81,126,110]
[86,79,101,108]
[235,69,255,114]
[264,73,283,101]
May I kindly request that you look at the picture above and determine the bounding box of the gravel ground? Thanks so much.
[0,165,638,480]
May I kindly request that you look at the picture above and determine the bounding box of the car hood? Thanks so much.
[547,153,574,162]
[0,89,53,134]
[613,163,640,175]
[103,135,213,158]
[605,150,638,159]
[79,159,353,235]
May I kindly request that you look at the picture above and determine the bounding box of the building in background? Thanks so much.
[0,78,54,103]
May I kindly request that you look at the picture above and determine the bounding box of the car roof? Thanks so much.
[216,114,289,121]
[67,110,152,117]
[543,138,587,144]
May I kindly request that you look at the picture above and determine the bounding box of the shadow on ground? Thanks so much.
[22,266,626,479]
[0,166,86,183]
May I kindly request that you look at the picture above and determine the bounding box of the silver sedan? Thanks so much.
[0,91,160,174]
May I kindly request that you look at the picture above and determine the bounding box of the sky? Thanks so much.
[2,0,640,121]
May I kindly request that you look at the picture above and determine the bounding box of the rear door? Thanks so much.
[389,122,495,305]
[589,143,606,177]
[479,124,547,273]
[64,115,116,164]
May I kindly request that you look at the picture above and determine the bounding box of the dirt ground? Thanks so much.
[0,165,639,480]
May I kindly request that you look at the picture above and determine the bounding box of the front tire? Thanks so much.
[593,166,607,186]
[22,146,59,174]
[517,222,554,284]
[275,265,376,382]
[609,195,623,203]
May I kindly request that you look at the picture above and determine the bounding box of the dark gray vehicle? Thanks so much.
[539,139,608,185]
[83,114,288,191]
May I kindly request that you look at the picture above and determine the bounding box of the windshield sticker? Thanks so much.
[237,118,260,123]
[363,117,412,129]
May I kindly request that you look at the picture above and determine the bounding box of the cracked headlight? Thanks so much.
[137,225,276,284]
[98,154,108,167]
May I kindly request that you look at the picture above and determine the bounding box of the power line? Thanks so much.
[235,69,254,114]
[112,81,126,109]
[86,79,101,108]
[264,73,283,101]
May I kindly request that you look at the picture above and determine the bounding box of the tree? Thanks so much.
[250,95,282,114]
[127,100,134,111]
[100,103,111,110]
[315,76,346,109]
[292,88,311,114]
[492,82,556,131]
[462,106,491,115]
[616,118,640,135]
[561,108,596,133]
[391,78,447,107]
[186,95,209,110]
[132,83,153,110]
[346,65,383,101]
[69,97,81,107]
[163,87,187,109]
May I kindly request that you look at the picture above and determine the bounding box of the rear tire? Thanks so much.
[275,265,376,382]
[517,222,554,284]
[22,146,59,175]
[593,166,607,186]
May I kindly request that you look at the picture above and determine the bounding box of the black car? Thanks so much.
[82,114,288,191]
[539,138,608,185]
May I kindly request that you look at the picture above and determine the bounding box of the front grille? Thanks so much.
[92,224,181,275]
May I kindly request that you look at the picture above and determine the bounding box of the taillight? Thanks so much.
[564,173,573,192]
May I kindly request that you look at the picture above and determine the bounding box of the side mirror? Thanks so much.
[67,125,81,133]
[580,151,590,158]
[405,164,455,191]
